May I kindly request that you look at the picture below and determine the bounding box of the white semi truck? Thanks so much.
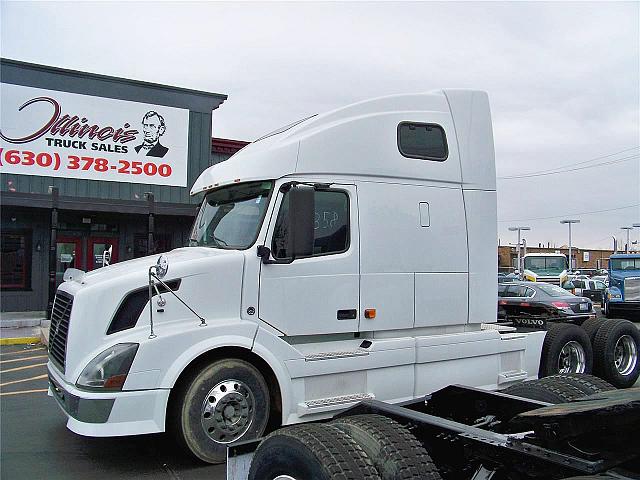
[522,253,569,286]
[46,90,639,469]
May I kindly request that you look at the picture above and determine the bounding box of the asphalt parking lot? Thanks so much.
[1,308,637,480]
[0,343,225,480]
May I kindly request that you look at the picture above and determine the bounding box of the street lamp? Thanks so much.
[621,226,633,253]
[560,220,580,272]
[508,226,531,275]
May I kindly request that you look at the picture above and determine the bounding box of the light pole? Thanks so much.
[560,220,580,272]
[509,226,530,275]
[621,226,633,253]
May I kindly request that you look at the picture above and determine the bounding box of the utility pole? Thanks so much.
[621,226,633,253]
[560,220,580,272]
[508,226,530,276]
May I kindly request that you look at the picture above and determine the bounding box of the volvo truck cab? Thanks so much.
[47,90,586,464]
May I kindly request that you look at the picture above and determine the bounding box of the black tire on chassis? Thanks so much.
[248,423,381,480]
[581,317,607,344]
[538,373,615,395]
[503,376,585,403]
[593,319,640,388]
[539,323,593,377]
[331,414,442,480]
[169,359,270,464]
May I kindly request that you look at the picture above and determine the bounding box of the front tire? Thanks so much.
[170,359,270,464]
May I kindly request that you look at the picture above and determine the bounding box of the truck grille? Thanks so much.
[625,277,640,301]
[537,276,561,286]
[49,291,73,373]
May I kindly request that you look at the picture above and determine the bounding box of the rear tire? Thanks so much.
[248,423,381,480]
[503,377,584,403]
[539,323,593,377]
[332,414,442,480]
[580,317,607,344]
[540,373,615,395]
[170,359,270,464]
[593,319,640,388]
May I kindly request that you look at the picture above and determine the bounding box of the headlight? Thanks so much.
[77,343,139,391]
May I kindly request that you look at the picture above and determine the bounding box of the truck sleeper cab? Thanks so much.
[47,90,549,464]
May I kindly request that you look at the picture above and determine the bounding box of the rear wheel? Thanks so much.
[503,377,584,403]
[540,373,614,395]
[581,317,607,344]
[539,323,593,377]
[593,319,640,388]
[248,423,381,480]
[332,414,441,480]
[170,359,270,464]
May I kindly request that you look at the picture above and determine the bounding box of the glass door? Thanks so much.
[56,236,83,287]
[87,237,118,271]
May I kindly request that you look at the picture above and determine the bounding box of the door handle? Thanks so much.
[337,309,357,320]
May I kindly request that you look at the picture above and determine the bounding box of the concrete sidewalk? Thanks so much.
[0,311,49,346]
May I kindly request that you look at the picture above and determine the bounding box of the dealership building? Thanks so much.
[0,59,247,312]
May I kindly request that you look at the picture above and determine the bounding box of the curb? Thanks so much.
[0,337,42,346]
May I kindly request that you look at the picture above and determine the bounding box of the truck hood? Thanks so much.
[609,271,640,281]
[56,247,247,383]
[75,247,232,286]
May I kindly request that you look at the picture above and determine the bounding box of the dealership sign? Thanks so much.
[0,84,190,186]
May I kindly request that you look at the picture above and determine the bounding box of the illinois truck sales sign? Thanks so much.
[0,83,190,187]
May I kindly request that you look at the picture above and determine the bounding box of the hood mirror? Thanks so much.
[155,254,169,279]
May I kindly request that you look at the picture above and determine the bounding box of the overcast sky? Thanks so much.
[2,1,639,249]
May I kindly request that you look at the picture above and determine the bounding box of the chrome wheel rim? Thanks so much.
[558,340,586,373]
[274,477,298,480]
[614,335,637,376]
[201,379,255,444]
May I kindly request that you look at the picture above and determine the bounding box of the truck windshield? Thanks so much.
[190,181,273,249]
[610,258,640,271]
[524,257,566,275]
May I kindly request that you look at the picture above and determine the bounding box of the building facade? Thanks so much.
[1,59,246,312]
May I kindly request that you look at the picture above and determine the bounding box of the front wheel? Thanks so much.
[170,359,270,464]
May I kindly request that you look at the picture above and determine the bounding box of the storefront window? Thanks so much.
[1,231,32,290]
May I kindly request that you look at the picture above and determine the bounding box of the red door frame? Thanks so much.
[87,237,119,271]
[56,236,84,287]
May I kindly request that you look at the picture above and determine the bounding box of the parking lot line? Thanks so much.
[0,355,48,364]
[0,374,48,387]
[0,347,46,357]
[0,388,48,396]
[0,362,47,374]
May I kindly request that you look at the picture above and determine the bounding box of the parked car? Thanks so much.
[571,278,607,303]
[498,272,519,283]
[497,281,594,326]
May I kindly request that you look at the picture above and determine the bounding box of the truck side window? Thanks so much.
[397,122,448,161]
[272,190,350,259]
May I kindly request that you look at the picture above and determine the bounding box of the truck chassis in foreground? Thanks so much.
[228,378,640,480]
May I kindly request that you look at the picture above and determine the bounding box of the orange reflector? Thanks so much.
[364,309,376,319]
[103,374,128,389]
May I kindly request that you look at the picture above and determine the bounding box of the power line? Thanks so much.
[498,146,640,179]
[498,153,639,179]
[498,203,640,223]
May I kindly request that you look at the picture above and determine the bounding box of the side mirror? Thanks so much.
[258,184,315,264]
[287,185,315,259]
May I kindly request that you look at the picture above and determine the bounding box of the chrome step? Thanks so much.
[298,393,375,416]
[304,350,369,361]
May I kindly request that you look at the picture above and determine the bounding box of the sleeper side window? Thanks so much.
[272,189,350,259]
[397,122,448,161]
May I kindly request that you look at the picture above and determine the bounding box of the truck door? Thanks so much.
[258,184,359,336]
